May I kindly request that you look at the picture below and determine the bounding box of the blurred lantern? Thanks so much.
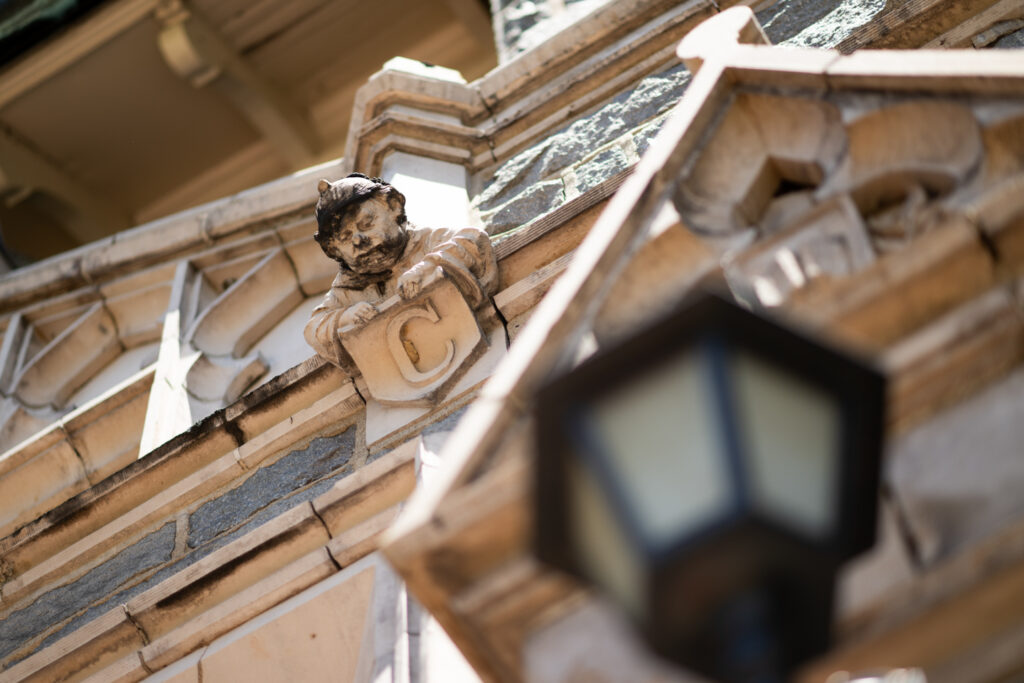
[534,292,886,683]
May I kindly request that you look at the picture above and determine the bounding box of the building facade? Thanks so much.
[0,1,1023,681]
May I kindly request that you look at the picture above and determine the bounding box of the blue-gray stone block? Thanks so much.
[475,143,548,213]
[187,428,355,549]
[484,179,565,235]
[574,147,630,195]
[760,0,887,48]
[757,0,846,44]
[499,0,553,55]
[476,63,689,214]
[0,521,175,664]
[994,28,1024,48]
[421,406,470,453]
[633,116,667,158]
[24,465,358,666]
[531,63,689,181]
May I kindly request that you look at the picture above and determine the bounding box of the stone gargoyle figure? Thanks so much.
[304,173,498,373]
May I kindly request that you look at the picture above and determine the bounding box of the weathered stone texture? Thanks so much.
[475,63,690,234]
[188,429,356,548]
[479,0,910,236]
[633,115,668,158]
[420,406,469,454]
[1,428,358,668]
[757,0,887,47]
[485,180,565,235]
[888,367,1024,565]
[0,522,175,664]
[27,463,356,664]
[575,147,630,195]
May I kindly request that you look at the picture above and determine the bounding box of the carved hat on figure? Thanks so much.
[314,173,410,275]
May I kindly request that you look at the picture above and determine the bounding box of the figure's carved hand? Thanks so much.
[398,263,444,300]
[339,301,378,328]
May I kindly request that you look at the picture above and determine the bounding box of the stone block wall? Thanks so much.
[756,0,887,47]
[473,62,690,236]
[490,0,613,62]
[0,426,358,670]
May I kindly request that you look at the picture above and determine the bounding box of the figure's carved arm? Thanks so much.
[402,227,497,307]
[304,288,347,366]
[304,286,379,365]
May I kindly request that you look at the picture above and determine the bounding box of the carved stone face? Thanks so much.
[322,195,407,274]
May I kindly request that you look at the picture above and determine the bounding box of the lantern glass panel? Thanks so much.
[731,350,840,538]
[569,457,644,616]
[585,348,733,549]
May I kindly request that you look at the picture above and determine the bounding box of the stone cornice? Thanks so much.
[344,0,718,176]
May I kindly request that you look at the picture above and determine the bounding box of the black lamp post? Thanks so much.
[534,292,886,683]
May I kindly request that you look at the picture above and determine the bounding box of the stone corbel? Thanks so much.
[184,352,268,405]
[141,257,279,453]
[339,279,494,408]
[673,92,846,240]
[155,0,318,167]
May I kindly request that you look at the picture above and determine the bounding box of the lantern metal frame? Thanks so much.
[534,291,886,678]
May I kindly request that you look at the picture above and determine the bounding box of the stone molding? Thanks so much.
[0,163,608,606]
[382,8,1024,681]
[0,441,410,682]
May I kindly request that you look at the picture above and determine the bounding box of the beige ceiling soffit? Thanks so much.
[155,0,318,167]
[0,0,158,110]
[0,124,129,243]
[133,140,277,225]
[441,0,494,50]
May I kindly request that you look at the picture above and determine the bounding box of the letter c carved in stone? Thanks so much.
[385,300,455,386]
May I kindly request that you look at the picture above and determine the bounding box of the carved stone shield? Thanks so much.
[339,279,486,406]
